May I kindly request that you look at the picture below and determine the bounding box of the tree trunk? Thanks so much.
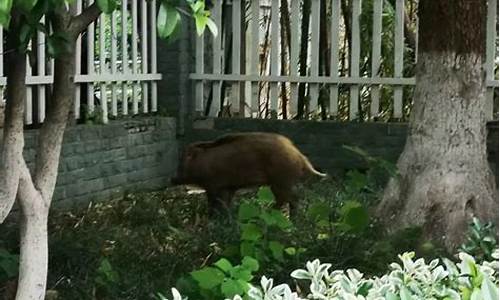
[10,5,102,299]
[377,0,498,251]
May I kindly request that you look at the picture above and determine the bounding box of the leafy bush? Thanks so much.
[460,217,498,262]
[166,248,499,300]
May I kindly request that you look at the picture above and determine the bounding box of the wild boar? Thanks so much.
[171,132,326,214]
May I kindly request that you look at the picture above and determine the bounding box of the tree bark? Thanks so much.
[377,0,498,251]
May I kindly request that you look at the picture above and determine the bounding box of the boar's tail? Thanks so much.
[303,157,327,177]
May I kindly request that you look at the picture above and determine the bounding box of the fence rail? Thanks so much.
[190,0,499,121]
[0,0,162,125]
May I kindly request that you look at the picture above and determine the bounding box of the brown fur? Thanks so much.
[172,132,326,214]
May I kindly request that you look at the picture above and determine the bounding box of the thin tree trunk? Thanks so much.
[280,0,290,119]
[377,0,498,251]
[319,0,329,120]
[297,0,311,119]
[0,11,27,223]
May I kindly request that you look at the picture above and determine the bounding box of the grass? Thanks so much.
[0,176,433,299]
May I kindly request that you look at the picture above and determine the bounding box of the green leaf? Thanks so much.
[238,203,260,221]
[97,258,119,283]
[97,0,116,14]
[191,1,204,13]
[47,32,72,57]
[0,0,12,27]
[205,17,218,37]
[194,14,208,36]
[284,247,296,256]
[241,256,259,272]
[385,291,399,300]
[400,286,414,300]
[191,267,226,290]
[29,0,49,22]
[307,201,330,223]
[259,212,276,226]
[481,276,499,300]
[229,266,253,282]
[471,288,482,300]
[241,223,262,241]
[257,186,275,204]
[214,258,233,274]
[269,241,285,261]
[340,201,369,232]
[240,241,255,257]
[221,279,244,298]
[157,2,181,39]
[269,210,292,230]
[19,24,33,46]
[15,0,37,12]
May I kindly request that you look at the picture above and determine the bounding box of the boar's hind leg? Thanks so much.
[220,189,236,206]
[206,189,234,216]
[270,185,298,216]
[206,190,222,216]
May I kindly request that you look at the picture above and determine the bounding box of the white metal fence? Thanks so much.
[0,0,161,125]
[190,0,499,121]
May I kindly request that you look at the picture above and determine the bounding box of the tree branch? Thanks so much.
[69,3,102,35]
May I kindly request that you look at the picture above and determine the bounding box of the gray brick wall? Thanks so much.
[23,117,178,208]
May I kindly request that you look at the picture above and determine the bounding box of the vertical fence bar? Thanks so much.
[349,0,361,120]
[231,0,242,114]
[329,0,340,117]
[25,42,33,125]
[209,0,222,117]
[132,0,139,114]
[485,0,497,121]
[270,0,279,114]
[195,28,204,113]
[121,0,129,116]
[74,1,82,120]
[99,12,108,123]
[415,14,418,63]
[0,28,3,101]
[38,16,47,122]
[141,0,149,114]
[393,0,404,118]
[110,8,118,117]
[150,0,158,112]
[370,0,383,119]
[87,0,95,113]
[309,0,320,115]
[250,0,260,117]
[289,0,300,117]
